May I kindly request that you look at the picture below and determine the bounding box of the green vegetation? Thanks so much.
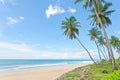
[100,70,120,80]
[61,60,120,80]
[84,60,120,80]
[65,71,80,80]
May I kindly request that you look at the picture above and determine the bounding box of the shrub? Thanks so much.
[100,70,120,80]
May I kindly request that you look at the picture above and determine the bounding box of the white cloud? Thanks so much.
[68,8,76,13]
[1,41,116,59]
[45,4,65,18]
[0,0,4,5]
[7,16,24,25]
[0,0,18,5]
[19,16,24,20]
[0,41,98,59]
[45,4,77,19]
[0,42,31,52]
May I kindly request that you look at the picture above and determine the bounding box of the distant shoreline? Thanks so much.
[0,59,92,72]
[0,62,92,80]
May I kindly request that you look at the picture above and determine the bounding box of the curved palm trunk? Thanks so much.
[99,47,108,60]
[102,45,109,60]
[75,36,97,64]
[93,0,118,71]
[95,40,102,61]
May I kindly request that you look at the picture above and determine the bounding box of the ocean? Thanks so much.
[0,59,92,72]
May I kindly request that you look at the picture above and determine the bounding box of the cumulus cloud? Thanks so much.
[7,16,24,25]
[45,4,77,19]
[68,8,76,13]
[46,4,65,19]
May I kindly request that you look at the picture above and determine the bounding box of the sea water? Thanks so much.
[0,59,92,72]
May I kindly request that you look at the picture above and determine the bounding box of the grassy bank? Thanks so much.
[57,59,120,80]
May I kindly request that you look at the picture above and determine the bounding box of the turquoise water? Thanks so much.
[0,59,92,71]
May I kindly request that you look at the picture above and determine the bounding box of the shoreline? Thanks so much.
[0,62,92,80]
[0,61,93,72]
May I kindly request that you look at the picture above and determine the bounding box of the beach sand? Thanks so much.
[0,63,92,80]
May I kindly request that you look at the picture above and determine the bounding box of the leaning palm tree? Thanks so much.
[110,36,120,57]
[97,36,108,60]
[75,0,118,71]
[89,27,102,61]
[61,16,96,64]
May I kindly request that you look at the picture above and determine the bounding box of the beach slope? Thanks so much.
[0,63,91,80]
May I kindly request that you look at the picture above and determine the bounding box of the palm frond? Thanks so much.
[74,0,82,4]
[102,3,112,12]
[104,10,115,16]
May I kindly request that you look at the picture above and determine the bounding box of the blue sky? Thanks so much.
[0,0,120,59]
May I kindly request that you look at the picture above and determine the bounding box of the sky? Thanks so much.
[0,0,120,59]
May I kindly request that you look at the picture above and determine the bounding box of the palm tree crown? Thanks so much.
[74,0,106,8]
[89,27,101,40]
[88,2,115,27]
[97,36,105,46]
[110,36,120,49]
[61,16,80,39]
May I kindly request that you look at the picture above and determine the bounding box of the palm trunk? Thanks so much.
[75,36,97,64]
[93,0,118,71]
[95,40,102,61]
[99,47,107,60]
[102,45,109,60]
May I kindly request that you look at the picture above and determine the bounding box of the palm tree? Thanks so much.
[110,36,120,49]
[88,3,115,27]
[89,27,102,61]
[75,0,118,70]
[117,47,120,58]
[110,36,120,57]
[61,16,97,64]
[74,0,106,9]
[97,36,108,60]
[88,2,117,70]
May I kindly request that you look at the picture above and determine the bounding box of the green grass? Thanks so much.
[100,70,120,80]
[65,71,80,80]
[64,59,120,80]
[84,60,120,80]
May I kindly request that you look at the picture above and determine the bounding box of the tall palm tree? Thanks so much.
[89,27,102,61]
[75,0,118,70]
[88,2,117,70]
[61,16,97,64]
[110,36,120,57]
